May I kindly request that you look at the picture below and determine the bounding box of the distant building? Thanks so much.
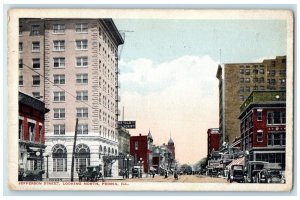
[118,127,131,171]
[217,56,287,147]
[18,92,49,175]
[239,90,286,170]
[207,128,220,158]
[130,131,153,174]
[166,137,175,168]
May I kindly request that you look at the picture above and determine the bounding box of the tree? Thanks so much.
[194,157,208,170]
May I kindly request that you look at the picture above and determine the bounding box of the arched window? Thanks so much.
[52,144,67,172]
[115,149,118,155]
[108,147,111,155]
[75,144,90,172]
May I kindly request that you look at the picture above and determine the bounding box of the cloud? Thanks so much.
[252,56,276,63]
[119,55,219,164]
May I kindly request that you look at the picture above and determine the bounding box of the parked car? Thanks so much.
[245,161,268,183]
[258,169,285,184]
[228,165,245,183]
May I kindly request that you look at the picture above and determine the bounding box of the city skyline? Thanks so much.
[114,19,287,164]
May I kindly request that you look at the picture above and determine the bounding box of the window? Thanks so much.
[245,78,250,83]
[19,25,23,35]
[76,40,88,50]
[245,86,250,92]
[32,75,40,85]
[52,144,67,172]
[240,69,244,74]
[54,74,65,84]
[259,77,264,83]
[75,23,88,33]
[245,69,250,75]
[19,42,23,52]
[240,87,244,93]
[31,25,40,35]
[135,141,139,150]
[32,92,40,98]
[257,130,263,142]
[76,108,88,118]
[54,124,65,135]
[75,144,90,172]
[253,77,258,83]
[279,70,286,75]
[53,57,65,68]
[76,57,88,67]
[271,70,276,76]
[240,78,244,83]
[32,42,40,52]
[77,124,88,134]
[53,40,65,51]
[53,91,65,102]
[19,119,24,140]
[257,109,262,121]
[259,69,264,74]
[279,79,286,85]
[32,58,40,69]
[76,91,88,101]
[268,133,285,146]
[76,74,88,84]
[53,24,65,33]
[267,111,286,124]
[54,108,65,119]
[19,59,23,68]
[19,75,23,86]
[28,122,36,142]
[259,86,264,90]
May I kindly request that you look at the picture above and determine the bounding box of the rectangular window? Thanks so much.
[19,25,23,35]
[253,77,258,83]
[76,74,88,84]
[135,141,139,150]
[240,78,244,83]
[28,122,36,142]
[76,40,88,50]
[245,86,250,92]
[257,131,263,142]
[75,23,88,33]
[32,75,40,85]
[54,124,65,135]
[245,69,250,75]
[54,74,65,84]
[268,133,285,146]
[53,57,65,68]
[19,119,24,140]
[53,24,65,33]
[19,42,23,52]
[31,25,40,35]
[240,69,244,74]
[259,69,264,74]
[271,70,276,76]
[19,59,23,68]
[259,86,264,90]
[53,91,65,102]
[32,58,40,69]
[32,42,40,52]
[76,91,88,101]
[54,108,65,119]
[76,108,88,118]
[76,57,88,67]
[53,40,65,51]
[245,78,250,83]
[32,92,40,98]
[77,124,88,134]
[257,109,262,121]
[19,75,23,86]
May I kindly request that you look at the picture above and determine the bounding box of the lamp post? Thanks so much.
[125,154,131,178]
[43,153,50,179]
[138,158,143,178]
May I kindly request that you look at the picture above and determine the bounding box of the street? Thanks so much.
[116,175,228,183]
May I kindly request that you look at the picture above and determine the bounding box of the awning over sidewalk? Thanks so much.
[226,157,245,169]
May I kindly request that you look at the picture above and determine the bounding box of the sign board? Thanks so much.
[118,121,136,129]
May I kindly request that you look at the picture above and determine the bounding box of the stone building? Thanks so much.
[18,18,124,178]
[117,127,131,172]
[216,56,287,147]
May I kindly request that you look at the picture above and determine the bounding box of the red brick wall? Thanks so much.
[207,129,220,155]
[130,135,150,173]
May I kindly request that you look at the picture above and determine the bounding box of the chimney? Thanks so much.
[139,133,141,136]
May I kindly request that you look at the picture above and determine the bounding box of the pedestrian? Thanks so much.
[174,171,178,180]
[164,170,168,179]
[122,169,125,179]
[152,171,155,178]
[78,169,83,182]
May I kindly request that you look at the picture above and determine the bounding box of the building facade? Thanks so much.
[216,56,287,147]
[19,18,124,178]
[129,132,153,174]
[239,90,286,170]
[118,127,131,172]
[207,128,220,158]
[18,92,50,177]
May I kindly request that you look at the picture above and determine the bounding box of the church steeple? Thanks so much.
[168,132,174,145]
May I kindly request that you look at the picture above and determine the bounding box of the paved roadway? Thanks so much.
[116,175,228,183]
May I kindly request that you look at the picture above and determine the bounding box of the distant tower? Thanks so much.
[167,135,175,161]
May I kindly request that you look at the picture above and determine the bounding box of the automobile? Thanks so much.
[131,167,140,178]
[206,168,218,177]
[228,165,245,183]
[245,161,268,183]
[22,169,45,181]
[80,166,102,182]
[258,169,285,184]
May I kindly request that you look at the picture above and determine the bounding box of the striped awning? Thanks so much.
[226,157,245,169]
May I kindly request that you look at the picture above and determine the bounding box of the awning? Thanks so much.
[226,157,245,169]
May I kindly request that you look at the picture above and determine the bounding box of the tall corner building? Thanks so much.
[18,18,124,178]
[216,56,286,147]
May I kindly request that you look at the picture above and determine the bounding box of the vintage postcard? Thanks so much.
[7,9,294,191]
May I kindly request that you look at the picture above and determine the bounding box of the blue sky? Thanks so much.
[113,19,287,164]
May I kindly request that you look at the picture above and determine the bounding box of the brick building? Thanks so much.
[18,92,49,175]
[130,131,153,174]
[19,18,124,178]
[239,90,286,170]
[207,128,220,158]
[216,56,287,147]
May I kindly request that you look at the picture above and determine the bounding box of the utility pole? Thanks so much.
[71,118,79,182]
[122,106,124,122]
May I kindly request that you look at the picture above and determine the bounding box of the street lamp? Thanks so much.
[125,154,131,178]
[43,153,50,179]
[138,158,144,178]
